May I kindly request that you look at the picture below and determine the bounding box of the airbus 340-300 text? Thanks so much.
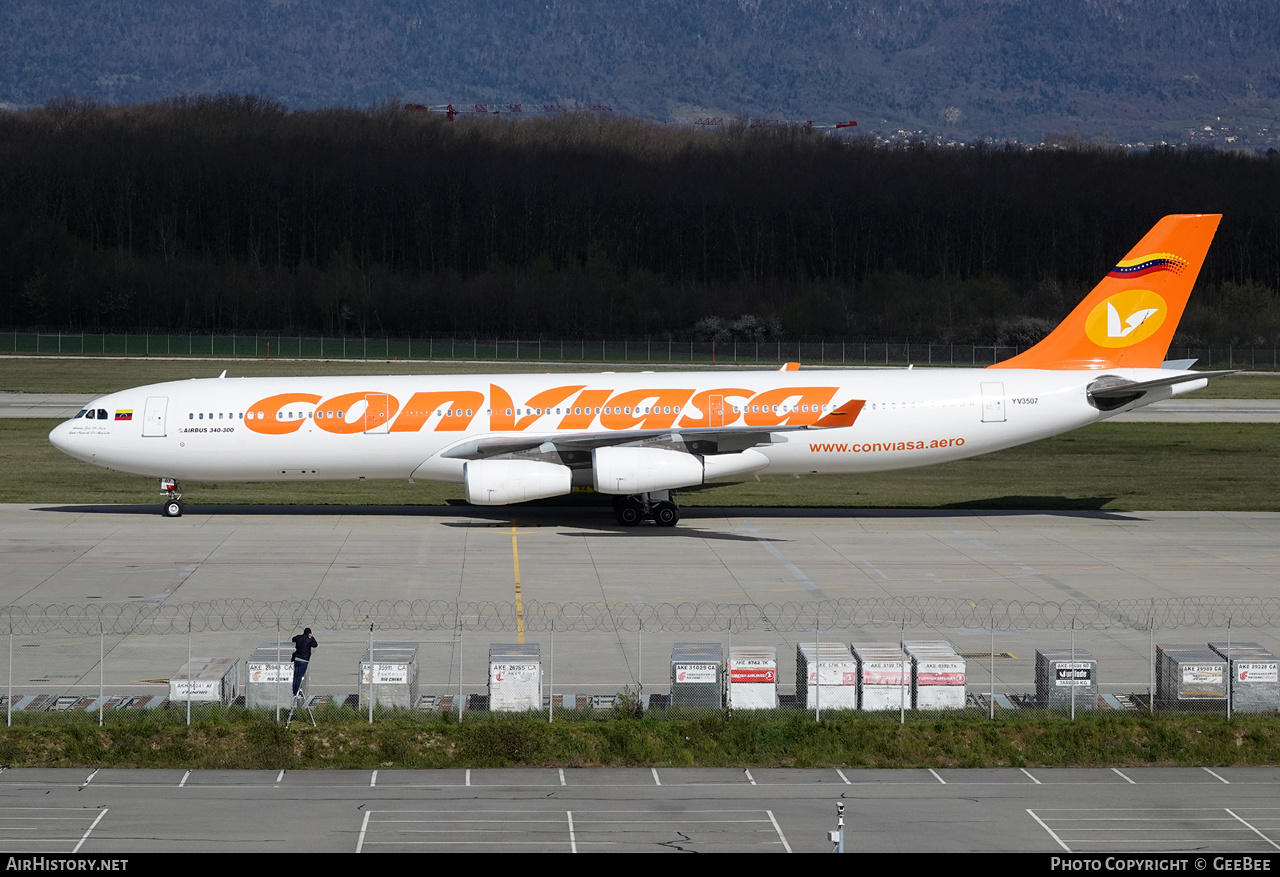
[50,214,1227,527]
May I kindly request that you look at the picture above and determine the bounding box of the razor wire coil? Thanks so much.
[0,597,1277,636]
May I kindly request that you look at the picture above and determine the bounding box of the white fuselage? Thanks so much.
[48,366,1196,490]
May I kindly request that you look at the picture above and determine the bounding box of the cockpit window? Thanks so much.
[98,409,107,419]
[74,409,86,419]
[86,409,96,419]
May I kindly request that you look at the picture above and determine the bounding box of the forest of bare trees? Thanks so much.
[1,95,1279,345]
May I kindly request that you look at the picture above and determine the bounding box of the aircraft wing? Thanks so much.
[440,399,865,461]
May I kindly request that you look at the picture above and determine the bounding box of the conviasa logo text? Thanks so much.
[241,384,859,435]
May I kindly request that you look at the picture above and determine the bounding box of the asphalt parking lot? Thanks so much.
[1,766,1278,853]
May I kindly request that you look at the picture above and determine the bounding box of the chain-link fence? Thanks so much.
[6,596,1280,635]
[1,597,1276,726]
[8,331,1280,370]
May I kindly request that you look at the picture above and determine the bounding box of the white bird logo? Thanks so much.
[1106,303,1159,338]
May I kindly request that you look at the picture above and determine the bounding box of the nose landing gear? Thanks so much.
[160,478,183,517]
[611,491,680,527]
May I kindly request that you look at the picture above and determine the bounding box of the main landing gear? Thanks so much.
[160,478,183,517]
[611,491,680,528]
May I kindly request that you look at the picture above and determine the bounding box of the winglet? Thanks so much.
[991,214,1221,370]
[814,399,865,428]
[779,362,800,371]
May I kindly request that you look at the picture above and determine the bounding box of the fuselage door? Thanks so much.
[709,395,725,427]
[142,396,168,437]
[365,394,391,434]
[980,382,1006,423]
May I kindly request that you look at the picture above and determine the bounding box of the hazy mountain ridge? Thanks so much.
[2,0,1278,141]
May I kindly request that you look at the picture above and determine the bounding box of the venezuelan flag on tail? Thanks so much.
[991,214,1221,370]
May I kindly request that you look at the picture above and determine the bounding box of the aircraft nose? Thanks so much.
[48,418,90,462]
[48,419,70,452]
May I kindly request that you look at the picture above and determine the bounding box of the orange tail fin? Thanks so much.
[990,214,1221,370]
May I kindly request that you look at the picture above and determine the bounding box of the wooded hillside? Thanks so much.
[2,97,1278,344]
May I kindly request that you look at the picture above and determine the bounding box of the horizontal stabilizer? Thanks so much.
[1087,370,1234,399]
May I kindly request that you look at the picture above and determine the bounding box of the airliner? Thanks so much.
[50,214,1227,526]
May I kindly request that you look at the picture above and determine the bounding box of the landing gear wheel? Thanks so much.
[159,478,183,518]
[616,497,644,527]
[653,501,679,527]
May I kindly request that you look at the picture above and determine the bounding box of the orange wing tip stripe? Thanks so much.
[1107,252,1188,279]
[814,399,865,428]
[779,362,800,371]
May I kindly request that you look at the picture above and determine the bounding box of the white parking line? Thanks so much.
[1204,767,1230,784]
[1027,809,1072,852]
[72,809,107,854]
[1021,768,1041,784]
[361,840,570,845]
[651,767,661,786]
[1027,808,1280,853]
[929,768,946,784]
[356,810,371,853]
[1112,768,1135,784]
[836,769,851,785]
[1226,809,1280,850]
[375,818,573,823]
[357,809,787,852]
[766,810,792,853]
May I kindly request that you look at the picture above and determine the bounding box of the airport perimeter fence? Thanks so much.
[1,597,1277,726]
[7,331,1280,370]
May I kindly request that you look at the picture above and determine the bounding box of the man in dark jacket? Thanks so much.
[291,627,318,697]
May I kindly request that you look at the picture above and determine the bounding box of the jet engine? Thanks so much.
[464,459,572,505]
[592,447,769,494]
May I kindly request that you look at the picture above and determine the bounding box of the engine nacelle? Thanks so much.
[464,459,572,505]
[701,448,770,481]
[592,447,769,494]
[593,447,702,494]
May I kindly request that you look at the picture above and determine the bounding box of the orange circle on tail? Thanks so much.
[1084,290,1168,348]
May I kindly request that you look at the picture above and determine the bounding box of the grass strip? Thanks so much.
[1,710,1276,770]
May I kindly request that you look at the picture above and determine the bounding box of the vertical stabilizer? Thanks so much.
[991,214,1221,370]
